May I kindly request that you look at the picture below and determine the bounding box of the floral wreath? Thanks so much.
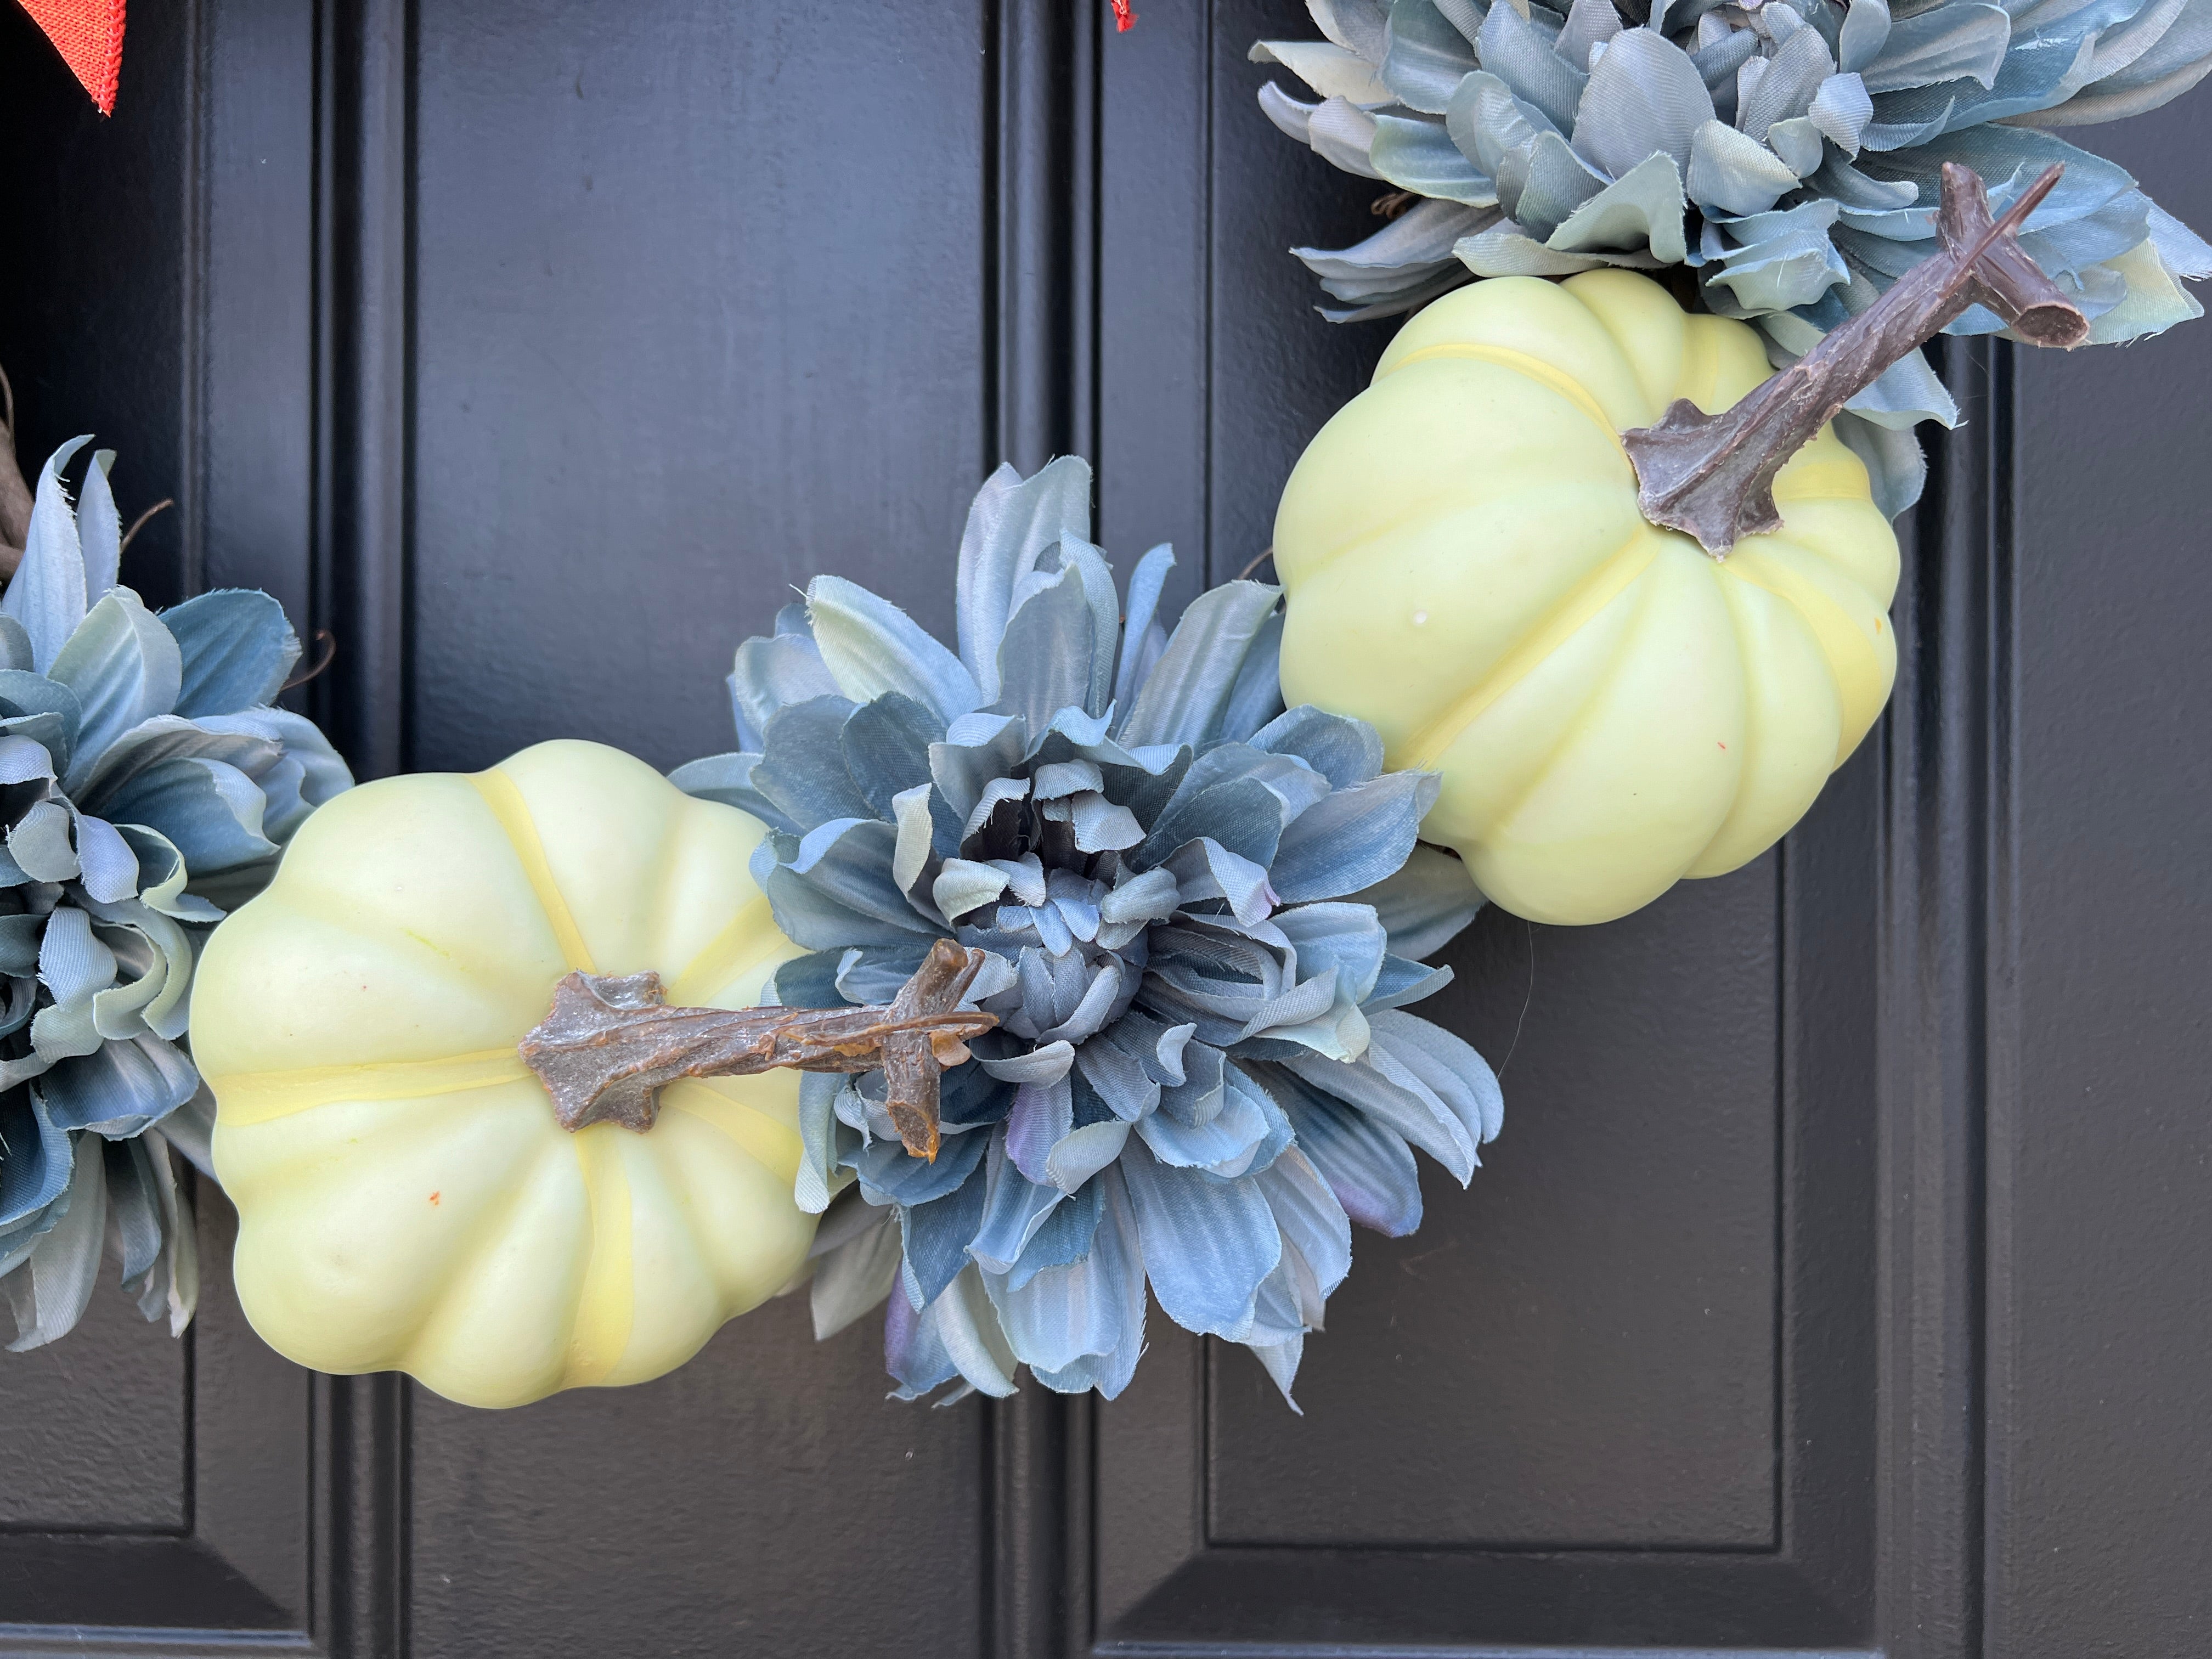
[2,0,2205,1412]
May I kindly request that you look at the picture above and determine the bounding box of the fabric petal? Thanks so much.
[1025,1167,1148,1398]
[729,631,838,751]
[161,591,300,718]
[811,1203,902,1340]
[957,458,1094,704]
[887,1262,1020,1402]
[806,575,981,725]
[894,1143,993,1308]
[1,437,94,673]
[1571,28,1714,177]
[1249,705,1384,788]
[1269,770,1439,903]
[1248,38,1395,103]
[1349,842,1485,960]
[1118,582,1284,750]
[1687,117,1802,216]
[1267,1062,1425,1235]
[48,590,185,794]
[1118,1141,1282,1340]
[1256,1146,1353,1306]
[38,1034,200,1136]
[1372,112,1497,204]
[3,1135,105,1351]
[1385,0,1481,112]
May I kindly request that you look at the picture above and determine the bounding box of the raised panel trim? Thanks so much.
[317,0,414,782]
[0,1538,295,1635]
[0,1632,316,1659]
[988,5,1103,1659]
[1093,1647,1876,1659]
[1075,2,1913,1649]
[1094,1549,1863,1653]
[1872,336,2005,1659]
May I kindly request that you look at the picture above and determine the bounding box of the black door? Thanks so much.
[3,2,2208,1655]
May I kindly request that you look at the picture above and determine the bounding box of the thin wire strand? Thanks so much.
[282,629,338,691]
[118,498,173,559]
[1496,919,1536,1081]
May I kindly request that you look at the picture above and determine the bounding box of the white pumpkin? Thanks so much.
[193,739,810,1408]
[1272,271,1899,925]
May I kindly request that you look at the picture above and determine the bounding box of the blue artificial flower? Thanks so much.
[0,439,352,1350]
[1255,0,2212,512]
[679,458,1499,1406]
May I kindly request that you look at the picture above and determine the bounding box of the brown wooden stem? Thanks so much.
[518,938,998,1160]
[0,365,31,578]
[1624,162,2089,556]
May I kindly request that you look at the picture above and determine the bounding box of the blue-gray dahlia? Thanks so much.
[676,458,1499,1404]
[1256,0,2212,510]
[0,438,352,1350]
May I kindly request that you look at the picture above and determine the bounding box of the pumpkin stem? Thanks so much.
[1623,163,2087,556]
[518,938,998,1159]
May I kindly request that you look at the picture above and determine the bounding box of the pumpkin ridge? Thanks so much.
[218,1086,551,1218]
[563,1130,637,1386]
[1556,272,1698,422]
[637,809,686,980]
[244,874,550,999]
[664,888,783,1008]
[1279,499,1476,588]
[1768,486,1874,506]
[1465,552,1695,857]
[210,1048,534,1127]
[647,1102,809,1315]
[1379,340,1630,455]
[1674,315,1728,416]
[396,1132,575,1393]
[466,767,597,974]
[1396,528,1665,774]
[1769,452,1878,504]
[1720,544,1857,646]
[1740,498,1899,607]
[1683,573,1834,880]
[1720,546,1886,763]
[661,1087,804,1186]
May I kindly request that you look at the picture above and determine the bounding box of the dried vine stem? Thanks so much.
[281,628,338,691]
[119,498,173,559]
[0,366,31,578]
[1624,162,2089,555]
[518,937,997,1159]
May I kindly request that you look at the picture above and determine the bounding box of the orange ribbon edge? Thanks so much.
[19,0,126,116]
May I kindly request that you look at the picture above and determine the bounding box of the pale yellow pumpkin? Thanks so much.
[194,739,810,1408]
[1273,269,1898,926]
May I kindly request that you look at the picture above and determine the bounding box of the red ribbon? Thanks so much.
[19,0,126,115]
